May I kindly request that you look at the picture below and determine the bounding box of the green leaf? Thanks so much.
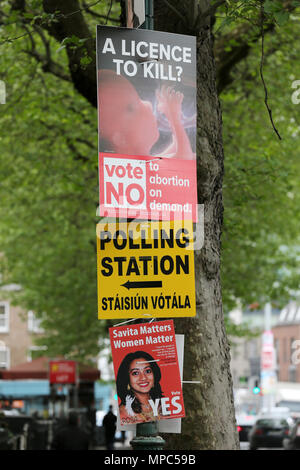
[274,11,290,26]
[80,55,92,67]
[264,0,284,14]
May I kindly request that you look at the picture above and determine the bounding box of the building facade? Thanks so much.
[0,289,111,417]
[0,289,45,370]
[229,306,280,389]
[272,301,300,383]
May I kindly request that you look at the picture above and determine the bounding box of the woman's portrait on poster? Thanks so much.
[116,351,164,424]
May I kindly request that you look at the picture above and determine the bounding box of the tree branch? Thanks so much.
[22,25,71,82]
[66,138,91,163]
[42,0,97,107]
[194,0,226,29]
[214,0,297,93]
[215,22,275,93]
[82,0,120,23]
[259,0,282,140]
[161,0,188,26]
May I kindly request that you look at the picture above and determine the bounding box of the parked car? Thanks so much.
[236,413,256,442]
[237,424,251,442]
[249,417,290,450]
[283,419,300,450]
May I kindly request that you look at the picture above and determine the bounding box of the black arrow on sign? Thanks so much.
[121,280,163,290]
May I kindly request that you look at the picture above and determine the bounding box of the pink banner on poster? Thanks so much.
[99,152,197,221]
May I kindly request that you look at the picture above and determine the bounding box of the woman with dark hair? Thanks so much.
[116,351,164,424]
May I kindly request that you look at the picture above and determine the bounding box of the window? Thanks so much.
[27,311,44,334]
[290,338,295,364]
[27,346,47,362]
[0,344,10,369]
[249,340,258,357]
[256,418,288,428]
[243,342,248,359]
[0,302,9,333]
[275,339,280,364]
[289,366,297,383]
[283,338,287,363]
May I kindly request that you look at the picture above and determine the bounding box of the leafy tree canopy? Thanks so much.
[0,0,300,360]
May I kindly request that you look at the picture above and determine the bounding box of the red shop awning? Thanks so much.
[0,356,100,381]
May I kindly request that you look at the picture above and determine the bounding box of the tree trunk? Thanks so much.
[42,0,239,450]
[155,0,239,450]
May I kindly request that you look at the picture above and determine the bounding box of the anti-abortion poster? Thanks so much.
[109,320,185,426]
[96,25,197,221]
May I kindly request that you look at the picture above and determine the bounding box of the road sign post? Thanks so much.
[96,0,197,449]
[130,422,166,450]
[97,220,196,320]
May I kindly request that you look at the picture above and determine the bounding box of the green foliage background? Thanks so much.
[221,14,300,311]
[0,0,300,360]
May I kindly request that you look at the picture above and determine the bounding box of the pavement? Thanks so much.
[91,440,132,451]
[239,441,284,450]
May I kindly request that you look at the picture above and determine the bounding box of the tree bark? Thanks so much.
[155,0,239,450]
[43,0,97,107]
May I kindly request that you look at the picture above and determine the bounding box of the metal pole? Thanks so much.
[130,422,165,450]
[264,302,272,331]
[142,0,154,30]
[138,0,165,451]
[262,303,275,412]
[124,0,164,451]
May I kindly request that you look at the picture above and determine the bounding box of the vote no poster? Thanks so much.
[109,320,185,426]
[97,219,196,319]
[96,25,197,221]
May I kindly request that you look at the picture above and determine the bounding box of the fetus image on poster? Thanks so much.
[98,69,196,160]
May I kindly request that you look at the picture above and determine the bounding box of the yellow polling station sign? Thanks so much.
[97,220,196,319]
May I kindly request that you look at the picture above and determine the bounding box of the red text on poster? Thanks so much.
[99,152,197,221]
